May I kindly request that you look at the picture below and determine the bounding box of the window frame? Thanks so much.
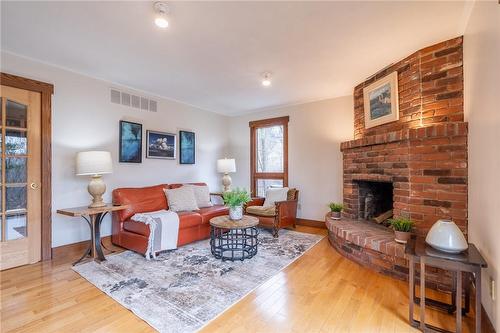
[249,116,289,197]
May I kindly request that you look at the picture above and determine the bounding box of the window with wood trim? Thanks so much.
[249,116,289,197]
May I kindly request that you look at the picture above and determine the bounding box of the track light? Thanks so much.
[154,2,169,29]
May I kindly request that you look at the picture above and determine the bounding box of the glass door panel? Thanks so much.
[5,130,27,155]
[6,99,27,128]
[2,97,29,243]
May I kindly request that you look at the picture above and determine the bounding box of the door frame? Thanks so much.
[1,72,53,261]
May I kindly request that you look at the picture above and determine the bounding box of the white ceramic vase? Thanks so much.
[425,219,468,253]
[229,205,243,220]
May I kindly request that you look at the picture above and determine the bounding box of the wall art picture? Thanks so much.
[119,120,142,163]
[179,130,195,164]
[363,71,399,129]
[146,130,176,159]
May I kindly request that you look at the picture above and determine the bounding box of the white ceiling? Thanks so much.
[1,1,470,116]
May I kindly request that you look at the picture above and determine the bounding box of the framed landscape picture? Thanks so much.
[146,130,176,159]
[179,130,195,164]
[119,120,142,163]
[363,71,399,129]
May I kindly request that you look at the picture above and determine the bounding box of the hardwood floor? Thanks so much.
[0,226,491,332]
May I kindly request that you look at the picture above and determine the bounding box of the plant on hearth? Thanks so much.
[329,202,343,212]
[388,217,414,244]
[223,188,251,220]
[328,202,343,220]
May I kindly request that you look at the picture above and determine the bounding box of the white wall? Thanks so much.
[1,52,229,247]
[464,1,500,329]
[228,97,354,221]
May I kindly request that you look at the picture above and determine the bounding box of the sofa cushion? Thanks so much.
[124,211,202,235]
[113,184,169,221]
[184,184,213,208]
[263,187,289,207]
[164,186,199,212]
[178,211,203,229]
[246,205,276,217]
[123,220,150,236]
[196,205,228,224]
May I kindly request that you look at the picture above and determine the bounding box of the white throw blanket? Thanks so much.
[131,210,180,260]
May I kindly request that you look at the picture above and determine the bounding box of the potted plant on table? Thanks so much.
[388,217,414,244]
[328,202,343,220]
[223,188,251,221]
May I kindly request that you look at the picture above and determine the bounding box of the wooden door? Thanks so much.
[0,85,42,270]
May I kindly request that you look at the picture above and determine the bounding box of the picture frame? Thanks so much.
[363,71,399,129]
[146,130,176,159]
[119,120,142,163]
[179,130,195,164]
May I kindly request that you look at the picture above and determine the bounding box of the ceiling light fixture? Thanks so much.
[154,2,169,29]
[261,72,272,87]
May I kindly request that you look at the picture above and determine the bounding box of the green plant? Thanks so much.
[222,188,251,209]
[329,202,343,212]
[388,217,414,232]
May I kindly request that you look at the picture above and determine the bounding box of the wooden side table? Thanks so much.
[405,237,487,333]
[57,204,129,265]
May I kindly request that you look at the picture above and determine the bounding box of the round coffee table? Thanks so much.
[209,215,259,261]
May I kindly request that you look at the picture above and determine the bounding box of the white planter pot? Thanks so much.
[229,205,243,220]
[330,211,341,220]
[425,219,468,253]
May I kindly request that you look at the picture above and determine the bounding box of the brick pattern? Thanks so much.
[353,37,463,140]
[342,122,468,237]
[326,218,453,291]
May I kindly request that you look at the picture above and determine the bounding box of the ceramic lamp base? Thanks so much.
[222,173,232,192]
[88,175,106,208]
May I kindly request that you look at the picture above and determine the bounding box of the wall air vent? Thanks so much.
[110,88,158,112]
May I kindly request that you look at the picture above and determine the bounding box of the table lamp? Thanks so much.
[217,158,236,192]
[76,151,113,208]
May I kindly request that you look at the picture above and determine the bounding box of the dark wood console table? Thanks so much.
[405,237,487,333]
[57,204,129,265]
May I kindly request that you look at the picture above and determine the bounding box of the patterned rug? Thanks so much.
[73,228,323,333]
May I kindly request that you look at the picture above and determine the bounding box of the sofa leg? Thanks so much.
[272,227,279,238]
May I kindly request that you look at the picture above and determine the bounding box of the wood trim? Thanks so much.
[296,218,326,229]
[482,305,496,333]
[249,116,289,128]
[52,236,119,260]
[1,73,54,95]
[1,72,53,261]
[249,116,289,196]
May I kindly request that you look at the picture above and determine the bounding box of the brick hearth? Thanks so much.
[325,216,453,291]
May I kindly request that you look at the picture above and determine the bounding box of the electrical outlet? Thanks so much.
[490,277,496,301]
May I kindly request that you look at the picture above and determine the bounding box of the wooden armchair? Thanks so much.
[245,188,299,237]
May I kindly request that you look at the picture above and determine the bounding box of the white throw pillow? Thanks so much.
[164,186,199,212]
[184,184,213,208]
[263,187,289,207]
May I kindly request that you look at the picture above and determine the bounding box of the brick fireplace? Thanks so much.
[326,36,467,289]
[342,122,468,236]
[343,36,467,236]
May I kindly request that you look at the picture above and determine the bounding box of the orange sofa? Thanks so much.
[111,183,228,255]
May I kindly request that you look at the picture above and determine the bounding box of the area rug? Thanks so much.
[73,228,323,333]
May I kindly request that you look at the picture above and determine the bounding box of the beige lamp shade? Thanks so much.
[76,151,113,176]
[217,158,236,173]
